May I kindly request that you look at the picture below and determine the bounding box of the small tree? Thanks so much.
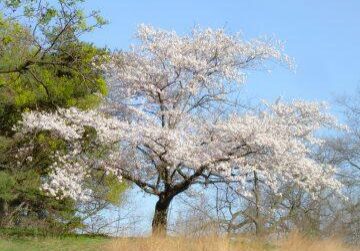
[314,89,360,244]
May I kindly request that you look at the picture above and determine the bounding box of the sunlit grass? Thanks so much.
[105,233,359,251]
[0,232,358,251]
[0,236,107,251]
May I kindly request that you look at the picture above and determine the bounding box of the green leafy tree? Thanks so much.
[0,0,125,234]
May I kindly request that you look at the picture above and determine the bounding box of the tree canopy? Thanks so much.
[0,0,125,233]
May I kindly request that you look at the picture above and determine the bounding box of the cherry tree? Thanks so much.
[14,25,343,235]
[103,25,342,234]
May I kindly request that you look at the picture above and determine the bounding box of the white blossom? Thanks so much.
[15,107,124,201]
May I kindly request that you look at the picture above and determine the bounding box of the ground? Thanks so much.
[0,234,358,251]
[0,236,107,251]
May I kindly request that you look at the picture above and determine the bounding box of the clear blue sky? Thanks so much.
[81,0,360,234]
[83,0,360,104]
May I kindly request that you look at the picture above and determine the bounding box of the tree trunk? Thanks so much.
[253,171,264,236]
[152,195,173,235]
[0,199,9,227]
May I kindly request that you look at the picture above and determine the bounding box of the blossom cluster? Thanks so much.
[15,100,343,201]
[16,107,123,144]
[104,25,293,125]
[114,100,342,196]
[15,108,124,200]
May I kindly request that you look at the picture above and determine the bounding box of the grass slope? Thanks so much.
[0,236,107,251]
[0,233,358,251]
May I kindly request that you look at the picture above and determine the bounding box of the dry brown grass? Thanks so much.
[105,233,360,251]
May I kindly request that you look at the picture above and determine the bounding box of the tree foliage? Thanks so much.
[0,0,124,234]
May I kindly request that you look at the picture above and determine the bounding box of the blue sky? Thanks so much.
[83,0,360,105]
[81,0,360,234]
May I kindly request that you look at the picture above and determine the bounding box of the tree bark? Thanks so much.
[0,199,9,227]
[253,171,264,236]
[152,194,173,235]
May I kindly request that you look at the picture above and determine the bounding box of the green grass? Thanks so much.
[0,236,108,251]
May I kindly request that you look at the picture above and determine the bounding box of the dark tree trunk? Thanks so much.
[152,194,173,235]
[253,171,264,236]
[0,199,9,226]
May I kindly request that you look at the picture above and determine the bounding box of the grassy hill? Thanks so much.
[0,236,106,251]
[0,233,358,251]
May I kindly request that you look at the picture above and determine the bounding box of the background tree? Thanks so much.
[313,90,360,244]
[0,0,125,234]
[175,179,335,237]
[171,91,360,243]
